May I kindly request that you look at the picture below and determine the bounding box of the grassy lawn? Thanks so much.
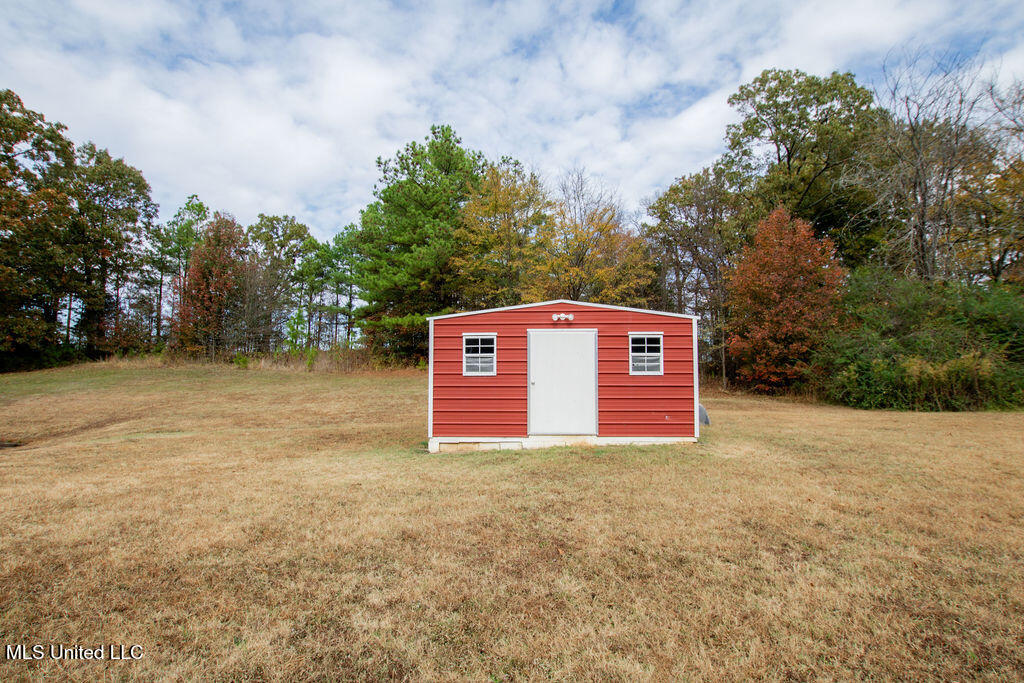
[1,360,1022,679]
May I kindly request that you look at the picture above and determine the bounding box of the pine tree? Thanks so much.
[353,125,484,359]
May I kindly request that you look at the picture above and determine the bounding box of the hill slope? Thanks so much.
[1,362,1022,678]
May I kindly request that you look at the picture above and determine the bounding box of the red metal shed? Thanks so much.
[427,300,699,452]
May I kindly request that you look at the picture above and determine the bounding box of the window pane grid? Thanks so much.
[465,339,494,354]
[629,335,662,374]
[463,336,496,375]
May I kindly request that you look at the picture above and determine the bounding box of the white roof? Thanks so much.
[426,299,699,321]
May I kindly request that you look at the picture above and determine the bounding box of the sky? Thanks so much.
[3,0,1024,239]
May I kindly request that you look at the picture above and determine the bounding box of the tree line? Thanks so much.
[1,88,359,368]
[2,55,1023,408]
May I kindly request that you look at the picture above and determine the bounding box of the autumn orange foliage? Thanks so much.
[171,214,250,359]
[727,207,846,392]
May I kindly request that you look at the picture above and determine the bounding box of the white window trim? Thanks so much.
[629,331,664,376]
[462,332,497,376]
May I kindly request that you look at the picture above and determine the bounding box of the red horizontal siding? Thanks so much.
[600,410,694,423]
[430,302,696,439]
[599,397,693,411]
[600,423,695,437]
[432,423,526,437]
[435,361,528,374]
[433,409,527,423]
[430,386,525,397]
[600,386,693,399]
[434,398,528,410]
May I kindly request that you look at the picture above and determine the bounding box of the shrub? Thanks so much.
[0,343,85,373]
[285,309,307,354]
[359,313,429,364]
[811,267,1024,410]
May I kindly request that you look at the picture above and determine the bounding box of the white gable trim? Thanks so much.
[427,317,434,438]
[426,299,699,321]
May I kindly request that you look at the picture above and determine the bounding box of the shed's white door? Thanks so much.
[528,329,598,435]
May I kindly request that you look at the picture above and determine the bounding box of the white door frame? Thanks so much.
[526,328,599,435]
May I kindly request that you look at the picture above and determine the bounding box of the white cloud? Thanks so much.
[749,0,950,78]
[2,0,1023,239]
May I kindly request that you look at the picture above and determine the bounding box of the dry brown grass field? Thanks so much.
[1,360,1023,680]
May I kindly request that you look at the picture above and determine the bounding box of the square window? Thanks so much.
[629,334,663,375]
[463,335,496,376]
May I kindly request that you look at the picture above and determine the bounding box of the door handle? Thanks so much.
[530,381,536,385]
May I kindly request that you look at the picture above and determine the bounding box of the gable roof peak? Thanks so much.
[426,299,698,321]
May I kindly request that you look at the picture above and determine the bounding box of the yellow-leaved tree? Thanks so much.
[952,155,1024,282]
[452,159,553,308]
[528,169,657,306]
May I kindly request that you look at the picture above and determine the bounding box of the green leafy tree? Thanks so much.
[294,236,332,348]
[0,89,76,367]
[353,125,484,359]
[284,308,307,354]
[726,68,885,264]
[322,225,360,347]
[149,195,208,342]
[248,213,312,270]
[71,142,157,355]
[245,213,312,351]
[645,163,747,385]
